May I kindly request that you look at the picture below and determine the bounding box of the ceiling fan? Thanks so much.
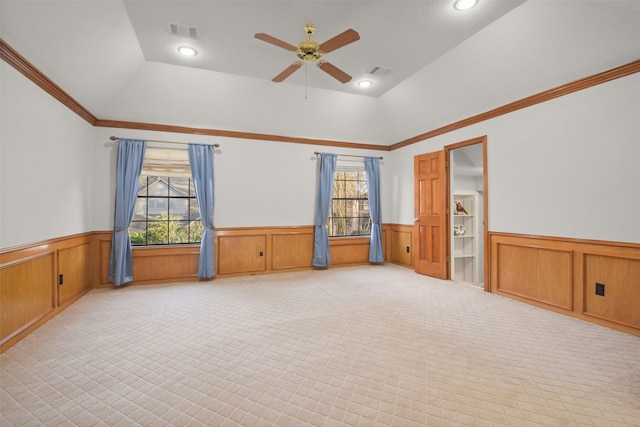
[255,23,360,84]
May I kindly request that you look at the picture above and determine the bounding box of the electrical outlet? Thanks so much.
[595,282,605,296]
[406,246,410,253]
[58,274,64,285]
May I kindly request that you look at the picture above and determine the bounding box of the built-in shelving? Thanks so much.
[452,191,479,284]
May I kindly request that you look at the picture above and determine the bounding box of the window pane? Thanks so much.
[190,220,204,243]
[168,220,190,244]
[137,176,148,195]
[169,177,190,197]
[148,198,168,219]
[333,178,345,199]
[189,179,196,197]
[133,198,147,221]
[189,199,201,221]
[169,198,188,219]
[331,199,345,217]
[147,177,169,196]
[147,221,169,244]
[129,222,146,245]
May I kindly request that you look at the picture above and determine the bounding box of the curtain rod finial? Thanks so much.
[110,136,118,141]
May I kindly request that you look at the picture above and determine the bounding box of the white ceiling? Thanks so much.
[0,0,526,109]
[123,0,525,97]
[1,1,639,145]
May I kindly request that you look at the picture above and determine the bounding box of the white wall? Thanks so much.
[91,127,391,230]
[388,73,640,244]
[0,62,95,249]
[98,61,387,146]
[379,0,640,144]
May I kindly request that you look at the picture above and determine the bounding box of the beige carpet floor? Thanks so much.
[1,264,639,426]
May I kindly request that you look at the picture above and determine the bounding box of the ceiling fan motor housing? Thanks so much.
[298,23,322,62]
[297,40,322,62]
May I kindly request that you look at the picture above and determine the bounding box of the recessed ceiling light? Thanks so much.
[357,80,373,88]
[177,46,197,56]
[454,0,478,11]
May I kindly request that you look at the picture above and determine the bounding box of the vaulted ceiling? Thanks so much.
[2,1,639,145]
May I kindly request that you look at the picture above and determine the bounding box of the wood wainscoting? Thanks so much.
[388,224,414,268]
[490,232,640,336]
[216,225,392,276]
[95,225,397,282]
[0,233,95,353]
[94,231,200,286]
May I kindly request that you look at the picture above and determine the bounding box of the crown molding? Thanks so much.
[2,38,638,151]
[389,59,640,150]
[0,38,97,125]
[94,119,389,151]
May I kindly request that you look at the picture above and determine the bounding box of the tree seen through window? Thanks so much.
[130,176,203,245]
[329,171,370,237]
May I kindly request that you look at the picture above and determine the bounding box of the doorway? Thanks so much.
[413,136,488,290]
[446,137,487,289]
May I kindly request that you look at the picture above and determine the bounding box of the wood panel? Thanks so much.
[98,239,112,285]
[490,232,640,336]
[0,253,55,345]
[329,237,371,266]
[495,243,573,310]
[584,254,640,329]
[58,243,91,305]
[97,226,383,282]
[413,151,448,278]
[97,237,199,285]
[132,251,199,283]
[271,232,314,270]
[0,233,97,352]
[218,235,266,274]
[390,226,413,267]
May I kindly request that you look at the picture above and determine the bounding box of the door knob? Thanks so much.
[414,217,419,222]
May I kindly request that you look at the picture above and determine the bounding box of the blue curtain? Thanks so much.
[108,139,147,286]
[365,157,384,263]
[312,153,337,267]
[188,144,215,279]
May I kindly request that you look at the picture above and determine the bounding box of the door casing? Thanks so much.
[413,135,489,291]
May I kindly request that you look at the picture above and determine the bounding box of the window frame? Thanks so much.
[130,175,203,246]
[328,170,371,238]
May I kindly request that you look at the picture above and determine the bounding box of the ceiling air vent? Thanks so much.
[368,65,393,77]
[168,22,198,40]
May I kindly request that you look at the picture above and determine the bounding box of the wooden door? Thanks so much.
[413,151,448,279]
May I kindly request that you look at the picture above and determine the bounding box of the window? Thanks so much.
[129,147,203,246]
[130,176,203,245]
[329,171,370,237]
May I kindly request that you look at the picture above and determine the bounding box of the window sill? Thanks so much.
[329,236,371,246]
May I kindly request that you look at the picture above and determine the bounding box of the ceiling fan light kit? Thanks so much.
[255,23,360,84]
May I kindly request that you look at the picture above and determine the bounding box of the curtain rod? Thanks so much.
[314,151,383,160]
[110,136,220,148]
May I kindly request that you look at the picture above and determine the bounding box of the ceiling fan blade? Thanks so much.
[317,61,352,84]
[272,62,302,82]
[254,33,298,52]
[318,29,360,54]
